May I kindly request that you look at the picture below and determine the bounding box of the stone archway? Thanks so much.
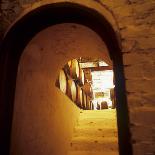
[0,2,132,155]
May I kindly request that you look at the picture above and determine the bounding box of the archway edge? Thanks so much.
[5,0,120,40]
[0,1,133,155]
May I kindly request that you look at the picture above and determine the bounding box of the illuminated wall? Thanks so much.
[10,23,110,155]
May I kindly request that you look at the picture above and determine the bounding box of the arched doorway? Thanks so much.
[0,2,132,155]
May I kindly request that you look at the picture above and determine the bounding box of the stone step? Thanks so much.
[68,150,119,155]
[78,117,116,121]
[73,127,118,138]
[79,110,116,119]
[68,110,118,155]
[69,136,118,151]
[80,109,116,114]
[76,119,117,128]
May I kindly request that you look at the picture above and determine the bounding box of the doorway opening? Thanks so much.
[56,58,116,110]
[56,56,119,154]
[0,2,132,155]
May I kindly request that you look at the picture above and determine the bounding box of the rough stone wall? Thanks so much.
[1,0,155,155]
[121,1,155,155]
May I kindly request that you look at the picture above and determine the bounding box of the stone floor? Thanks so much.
[68,109,119,155]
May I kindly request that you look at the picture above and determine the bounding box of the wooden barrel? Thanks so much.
[57,69,67,94]
[91,102,94,110]
[90,101,94,110]
[76,85,83,108]
[79,68,85,85]
[110,88,116,109]
[82,82,93,97]
[82,91,87,109]
[67,79,77,102]
[84,69,92,82]
[86,95,91,110]
[64,60,72,76]
[101,101,108,109]
[97,102,100,110]
[70,59,80,79]
[88,100,93,110]
[68,60,72,68]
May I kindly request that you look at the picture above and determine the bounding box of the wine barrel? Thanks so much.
[67,79,77,102]
[76,85,83,108]
[68,60,72,68]
[64,60,72,76]
[101,101,108,109]
[79,68,85,85]
[58,69,67,94]
[82,91,87,109]
[86,95,91,110]
[90,101,93,110]
[91,102,94,110]
[70,59,80,79]
[110,88,116,109]
[82,82,93,97]
[97,102,100,110]
[84,69,92,82]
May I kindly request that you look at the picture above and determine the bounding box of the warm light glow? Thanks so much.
[99,61,109,66]
[91,70,114,109]
[91,70,114,91]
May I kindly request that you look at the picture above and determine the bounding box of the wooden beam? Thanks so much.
[79,62,98,68]
[90,66,112,71]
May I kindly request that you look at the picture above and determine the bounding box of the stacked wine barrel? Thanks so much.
[110,88,116,109]
[57,59,93,110]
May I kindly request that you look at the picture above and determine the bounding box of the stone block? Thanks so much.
[123,52,155,65]
[118,16,135,29]
[121,24,155,38]
[126,79,155,93]
[123,58,155,79]
[127,92,155,109]
[129,107,155,125]
[141,93,155,107]
[131,125,155,142]
[132,1,155,15]
[114,5,133,18]
[100,0,128,8]
[123,53,140,65]
[142,62,155,78]
[127,93,144,108]
[132,142,155,155]
[135,37,155,49]
[134,9,155,26]
[122,39,137,53]
[1,1,10,10]
[124,65,143,79]
[94,0,125,8]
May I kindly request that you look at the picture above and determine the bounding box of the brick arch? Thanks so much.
[0,2,132,155]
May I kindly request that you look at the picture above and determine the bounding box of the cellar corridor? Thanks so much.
[68,110,118,155]
[57,57,119,155]
[57,58,115,110]
[1,1,154,155]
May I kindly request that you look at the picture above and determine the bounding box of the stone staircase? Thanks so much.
[68,109,119,155]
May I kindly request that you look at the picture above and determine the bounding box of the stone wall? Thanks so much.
[121,1,155,155]
[1,0,155,155]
